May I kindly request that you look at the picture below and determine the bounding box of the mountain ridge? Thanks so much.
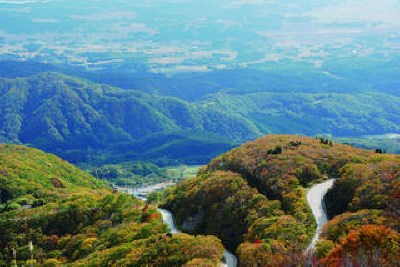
[0,72,259,165]
[160,135,399,265]
[1,71,399,167]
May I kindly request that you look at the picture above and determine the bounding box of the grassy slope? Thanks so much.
[0,144,107,200]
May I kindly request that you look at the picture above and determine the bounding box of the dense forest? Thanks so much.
[0,145,224,266]
[160,135,399,265]
[1,72,399,168]
[0,73,245,166]
[1,70,398,187]
[0,130,398,265]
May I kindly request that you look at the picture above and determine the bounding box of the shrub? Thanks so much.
[43,258,61,266]
[6,202,21,211]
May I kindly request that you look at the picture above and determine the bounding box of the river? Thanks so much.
[305,179,335,252]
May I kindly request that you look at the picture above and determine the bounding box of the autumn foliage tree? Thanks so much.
[163,135,400,265]
[321,225,399,266]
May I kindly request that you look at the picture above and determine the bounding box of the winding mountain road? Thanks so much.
[157,208,180,234]
[221,250,237,267]
[305,179,335,252]
[158,208,237,267]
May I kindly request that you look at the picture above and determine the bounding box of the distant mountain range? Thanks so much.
[0,71,399,166]
[0,72,256,165]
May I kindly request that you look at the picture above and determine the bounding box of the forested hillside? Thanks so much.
[201,92,400,136]
[0,72,399,168]
[161,135,399,265]
[0,72,255,165]
[0,145,224,266]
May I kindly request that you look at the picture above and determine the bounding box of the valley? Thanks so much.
[0,135,398,265]
[146,177,337,267]
[0,0,399,265]
[0,71,398,189]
